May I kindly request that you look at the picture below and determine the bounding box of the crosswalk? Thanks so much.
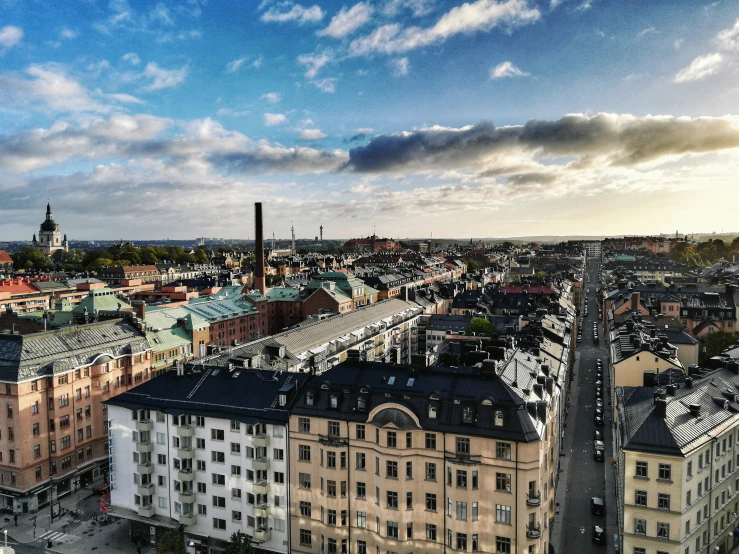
[39,528,76,543]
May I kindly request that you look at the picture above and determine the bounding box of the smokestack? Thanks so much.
[320,224,323,242]
[255,202,266,295]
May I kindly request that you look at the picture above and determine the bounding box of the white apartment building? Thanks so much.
[106,367,308,554]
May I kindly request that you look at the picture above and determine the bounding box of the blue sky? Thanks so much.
[1,0,739,240]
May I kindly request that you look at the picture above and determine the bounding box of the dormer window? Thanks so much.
[330,395,338,409]
[306,392,314,406]
[279,394,286,407]
[494,410,505,427]
[357,397,366,412]
[463,407,473,423]
[429,405,437,419]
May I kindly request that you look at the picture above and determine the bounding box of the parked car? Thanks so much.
[594,440,605,451]
[592,525,606,544]
[591,496,605,515]
[595,399,604,409]
[594,430,603,441]
[594,412,604,426]
[594,448,604,462]
[577,335,583,343]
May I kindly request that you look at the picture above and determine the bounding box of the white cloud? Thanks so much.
[264,113,288,126]
[216,108,251,117]
[389,57,410,76]
[108,92,145,104]
[318,2,373,38]
[251,55,264,68]
[150,3,174,26]
[383,0,435,18]
[349,0,540,56]
[674,52,724,83]
[226,57,247,72]
[142,62,188,90]
[261,2,324,24]
[356,127,373,134]
[674,38,684,50]
[490,61,530,79]
[122,52,141,65]
[299,128,328,140]
[311,78,337,93]
[297,51,332,78]
[0,25,23,49]
[637,26,657,38]
[261,92,282,103]
[60,28,78,40]
[716,18,739,51]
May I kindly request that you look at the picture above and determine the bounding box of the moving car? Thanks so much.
[592,525,606,544]
[591,496,605,515]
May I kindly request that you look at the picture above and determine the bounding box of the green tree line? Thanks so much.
[669,238,739,267]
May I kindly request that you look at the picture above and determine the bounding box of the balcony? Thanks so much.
[177,447,194,459]
[254,503,270,518]
[135,440,153,454]
[252,434,269,448]
[253,480,270,495]
[318,434,348,447]
[178,469,195,482]
[526,525,541,539]
[137,483,154,496]
[526,492,541,507]
[178,424,194,439]
[254,527,271,542]
[136,463,154,475]
[177,490,194,503]
[179,513,196,526]
[444,451,481,466]
[135,419,153,432]
[253,457,270,472]
[137,505,155,517]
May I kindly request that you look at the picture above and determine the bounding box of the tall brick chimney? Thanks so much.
[255,202,266,294]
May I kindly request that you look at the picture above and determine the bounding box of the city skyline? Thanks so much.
[1,0,739,240]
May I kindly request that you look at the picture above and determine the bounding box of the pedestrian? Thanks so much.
[13,513,17,526]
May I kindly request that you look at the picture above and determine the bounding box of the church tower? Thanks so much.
[36,202,67,254]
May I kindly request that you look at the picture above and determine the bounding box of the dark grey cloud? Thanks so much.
[343,113,739,173]
[343,133,367,143]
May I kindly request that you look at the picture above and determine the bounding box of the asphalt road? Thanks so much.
[558,260,614,553]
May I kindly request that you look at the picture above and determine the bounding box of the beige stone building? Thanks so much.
[0,319,152,513]
[289,350,560,554]
[616,365,739,554]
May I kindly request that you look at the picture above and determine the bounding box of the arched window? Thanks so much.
[305,391,314,406]
[357,397,366,411]
[428,405,437,419]
[463,407,473,423]
[329,395,338,409]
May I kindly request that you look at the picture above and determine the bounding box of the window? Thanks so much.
[328,421,340,437]
[213,518,226,530]
[406,491,412,509]
[658,464,672,481]
[426,462,437,481]
[230,442,241,454]
[299,445,311,461]
[197,460,206,471]
[327,451,336,468]
[472,470,478,489]
[426,493,437,511]
[299,473,311,489]
[457,533,467,551]
[387,460,398,478]
[496,504,511,524]
[328,509,337,526]
[658,493,670,510]
[274,471,285,484]
[212,496,226,508]
[634,549,646,554]
[212,474,225,486]
[496,442,511,460]
[406,432,412,448]
[356,452,366,470]
[472,502,478,521]
[635,490,647,506]
[300,530,312,546]
[456,437,470,455]
[387,521,399,539]
[356,424,365,440]
[34,445,41,458]
[211,429,224,441]
[357,511,367,528]
[327,480,336,497]
[687,490,692,505]
[636,461,648,478]
[387,491,398,509]
[687,461,693,478]
[211,451,225,463]
[357,482,366,498]
[634,518,647,535]
[425,433,436,449]
[496,473,512,492]
[456,501,467,520]
[657,522,670,539]
[387,431,397,448]
[427,524,437,541]
[231,465,241,476]
[496,537,511,554]
[457,470,467,488]
[406,461,413,479]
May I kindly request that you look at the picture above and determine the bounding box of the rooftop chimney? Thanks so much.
[654,397,667,418]
[255,202,266,295]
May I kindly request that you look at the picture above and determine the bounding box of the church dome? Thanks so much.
[40,219,59,232]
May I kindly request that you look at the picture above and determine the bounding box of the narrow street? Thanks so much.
[554,259,618,553]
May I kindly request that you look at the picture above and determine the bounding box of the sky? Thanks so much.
[1,0,739,241]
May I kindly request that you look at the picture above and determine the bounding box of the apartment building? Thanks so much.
[289,352,559,554]
[0,319,152,513]
[616,364,739,554]
[106,367,307,554]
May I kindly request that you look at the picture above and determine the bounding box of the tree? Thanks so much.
[194,248,209,264]
[465,317,499,339]
[155,529,185,554]
[11,247,54,271]
[703,330,739,358]
[224,532,254,554]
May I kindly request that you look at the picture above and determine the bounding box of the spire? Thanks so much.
[46,201,51,216]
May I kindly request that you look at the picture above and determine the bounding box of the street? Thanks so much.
[554,259,618,554]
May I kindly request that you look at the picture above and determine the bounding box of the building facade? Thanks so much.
[33,202,68,255]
